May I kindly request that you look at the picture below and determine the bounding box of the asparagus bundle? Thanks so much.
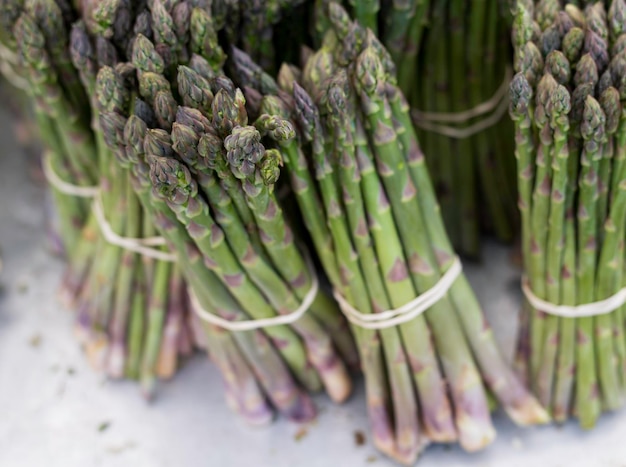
[511,0,626,427]
[410,0,517,258]
[3,0,203,397]
[232,4,548,464]
[87,3,360,422]
[98,80,321,426]
[329,0,518,258]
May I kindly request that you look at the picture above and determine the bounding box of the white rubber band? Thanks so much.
[42,151,175,261]
[92,194,177,262]
[43,151,99,198]
[411,68,512,139]
[334,257,463,330]
[190,251,319,331]
[521,276,626,318]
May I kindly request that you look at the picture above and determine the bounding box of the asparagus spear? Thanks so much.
[575,95,605,427]
[200,319,274,426]
[527,73,557,383]
[536,83,571,411]
[598,86,626,393]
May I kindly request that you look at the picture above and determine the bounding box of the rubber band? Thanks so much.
[522,276,626,318]
[411,67,512,139]
[190,251,319,331]
[333,257,463,330]
[92,194,177,262]
[42,151,175,261]
[43,151,100,198]
[412,97,509,139]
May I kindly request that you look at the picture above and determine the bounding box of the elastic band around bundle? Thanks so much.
[411,67,512,139]
[43,152,99,198]
[190,251,319,331]
[92,195,177,262]
[333,257,463,330]
[522,276,626,318]
[43,151,175,261]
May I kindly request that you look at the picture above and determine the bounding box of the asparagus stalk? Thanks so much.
[536,82,571,411]
[575,95,605,426]
[527,73,557,383]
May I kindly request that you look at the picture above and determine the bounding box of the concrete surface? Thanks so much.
[1,105,625,467]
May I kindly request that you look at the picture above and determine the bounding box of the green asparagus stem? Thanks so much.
[536,83,570,411]
[576,95,606,426]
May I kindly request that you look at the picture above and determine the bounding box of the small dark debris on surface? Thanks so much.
[29,334,41,347]
[366,455,377,463]
[354,430,366,447]
[294,427,308,442]
[67,367,75,376]
[98,421,111,432]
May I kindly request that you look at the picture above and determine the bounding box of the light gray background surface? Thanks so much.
[1,106,624,467]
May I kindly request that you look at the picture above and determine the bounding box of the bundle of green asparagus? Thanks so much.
[84,2,361,422]
[231,3,548,463]
[2,0,204,397]
[511,0,626,427]
[321,0,518,258]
